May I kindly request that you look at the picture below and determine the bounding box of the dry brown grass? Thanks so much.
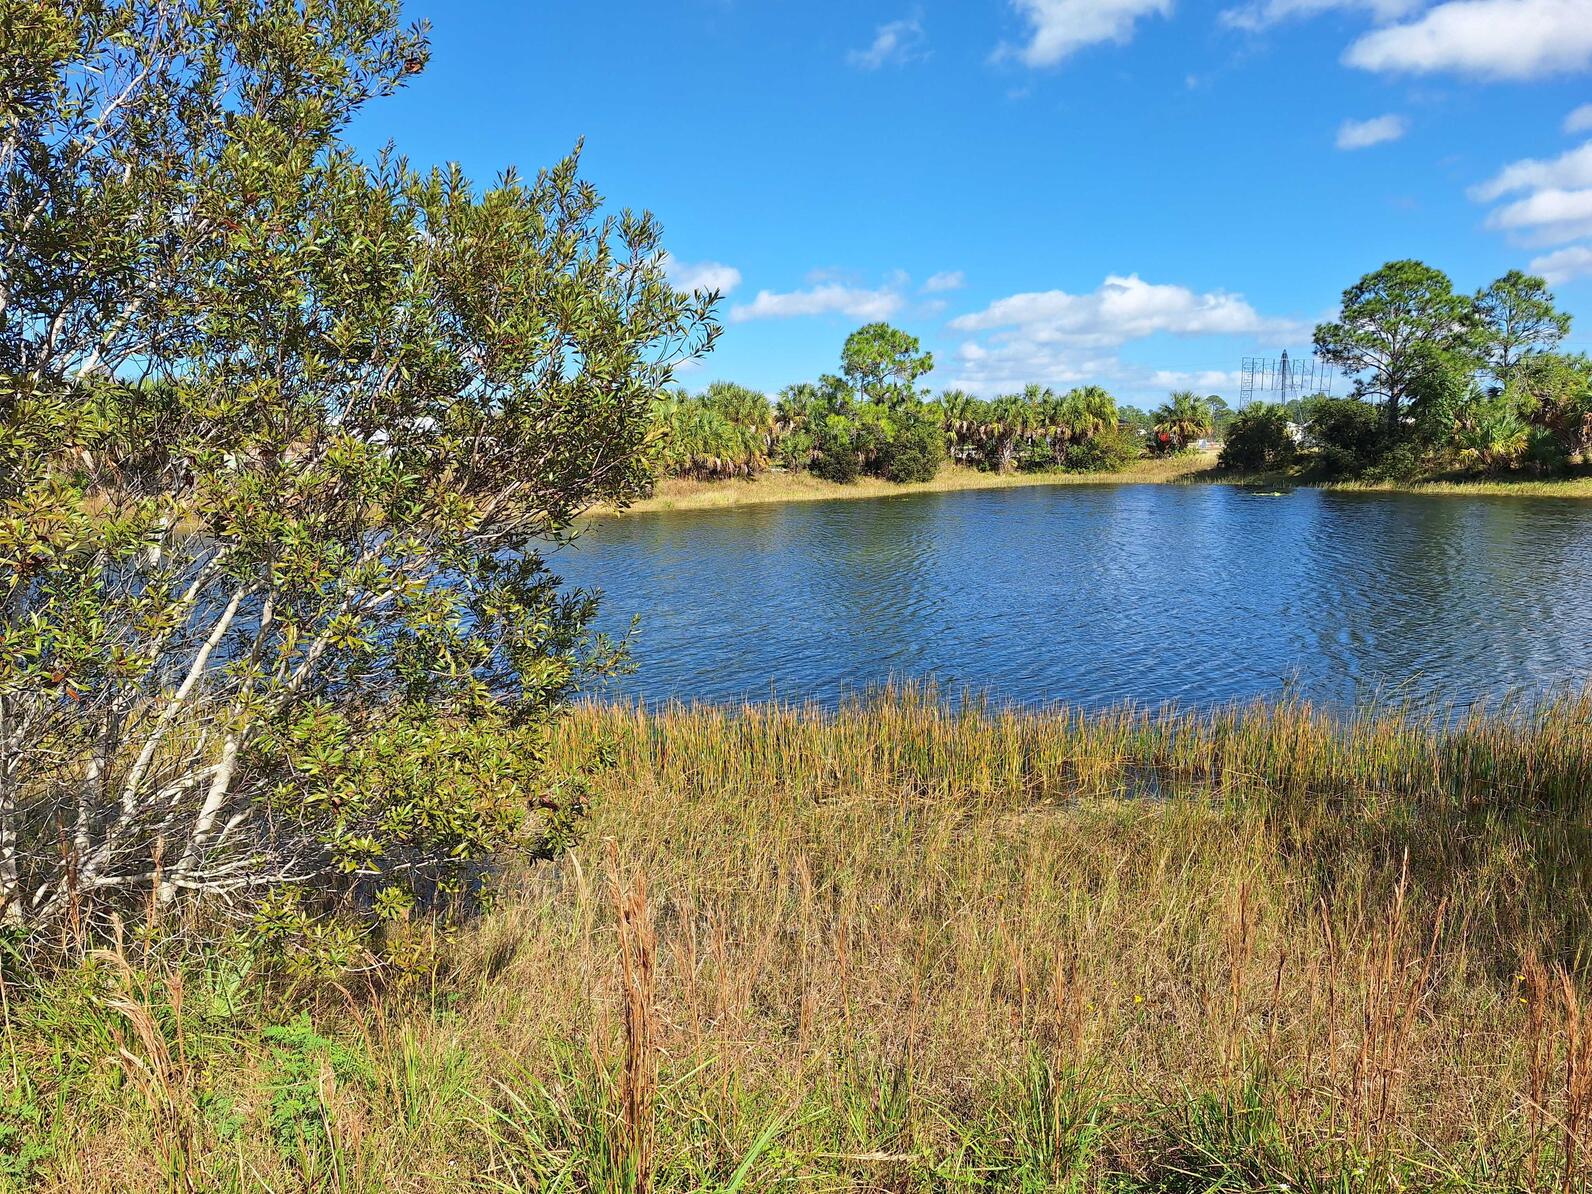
[596,455,1219,516]
[10,686,1592,1191]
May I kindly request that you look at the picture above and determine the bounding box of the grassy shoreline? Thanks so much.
[598,454,1219,515]
[13,686,1592,1191]
[599,454,1592,516]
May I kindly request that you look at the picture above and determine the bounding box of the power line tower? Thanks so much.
[1239,350,1334,406]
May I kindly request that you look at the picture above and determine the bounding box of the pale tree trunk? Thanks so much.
[159,730,241,906]
[0,691,20,926]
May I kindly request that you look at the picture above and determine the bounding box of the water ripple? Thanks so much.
[561,485,1592,710]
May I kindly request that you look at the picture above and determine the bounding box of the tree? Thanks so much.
[989,392,1041,472]
[1058,385,1118,442]
[1474,270,1571,389]
[840,323,933,407]
[0,2,716,934]
[1151,391,1213,452]
[936,389,989,465]
[1118,405,1153,436]
[1313,260,1480,434]
[1205,394,1232,433]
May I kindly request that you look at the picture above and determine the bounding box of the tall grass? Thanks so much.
[6,684,1592,1191]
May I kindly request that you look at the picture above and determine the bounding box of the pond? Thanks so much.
[553,483,1592,711]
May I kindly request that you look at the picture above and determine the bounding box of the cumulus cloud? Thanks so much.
[1150,368,1245,390]
[921,270,966,293]
[1472,136,1592,267]
[1220,0,1419,31]
[948,273,1302,347]
[944,275,1303,398]
[1470,140,1592,248]
[944,339,1113,394]
[1336,113,1409,149]
[1529,244,1592,284]
[1565,103,1592,135]
[848,17,928,69]
[1344,0,1592,79]
[729,284,904,322]
[1471,141,1592,202]
[664,256,743,295]
[1485,187,1592,245]
[943,339,1249,400]
[1001,0,1173,67]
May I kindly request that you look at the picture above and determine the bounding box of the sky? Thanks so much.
[345,0,1592,406]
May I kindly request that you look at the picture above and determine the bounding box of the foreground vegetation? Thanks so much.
[9,687,1592,1191]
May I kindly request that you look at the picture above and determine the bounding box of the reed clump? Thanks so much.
[6,684,1592,1191]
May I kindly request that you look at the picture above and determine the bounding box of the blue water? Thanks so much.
[553,483,1592,710]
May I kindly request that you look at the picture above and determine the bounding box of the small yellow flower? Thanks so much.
[1134,994,1145,1004]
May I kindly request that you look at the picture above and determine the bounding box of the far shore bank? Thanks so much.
[594,453,1592,516]
[596,454,1220,516]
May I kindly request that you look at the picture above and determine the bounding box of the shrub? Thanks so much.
[1064,426,1140,472]
[1358,434,1430,482]
[1219,405,1296,472]
[1450,388,1530,474]
[877,412,946,483]
[1512,353,1592,466]
[652,388,771,479]
[810,416,862,482]
[1304,396,1386,477]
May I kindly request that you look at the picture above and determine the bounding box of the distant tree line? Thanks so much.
[649,324,1224,487]
[1222,262,1590,478]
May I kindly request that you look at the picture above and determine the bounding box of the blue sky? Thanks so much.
[346,0,1592,405]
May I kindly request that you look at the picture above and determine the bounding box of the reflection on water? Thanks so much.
[553,484,1592,710]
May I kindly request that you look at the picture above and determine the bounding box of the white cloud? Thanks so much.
[1345,0,1592,79]
[942,339,1250,400]
[945,339,1111,394]
[729,284,904,322]
[664,256,742,295]
[1529,244,1592,283]
[1220,0,1419,31]
[848,17,927,69]
[1336,113,1409,149]
[948,273,1302,347]
[1150,368,1245,390]
[1565,103,1592,134]
[1472,137,1592,261]
[1485,187,1592,245]
[1002,0,1173,67]
[921,270,966,293]
[1471,140,1592,202]
[944,275,1304,398]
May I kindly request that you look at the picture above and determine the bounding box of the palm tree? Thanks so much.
[937,389,987,463]
[990,392,1041,472]
[1063,386,1117,439]
[1151,390,1213,452]
[652,388,772,479]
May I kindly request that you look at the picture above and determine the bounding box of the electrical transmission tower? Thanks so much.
[1238,350,1334,406]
